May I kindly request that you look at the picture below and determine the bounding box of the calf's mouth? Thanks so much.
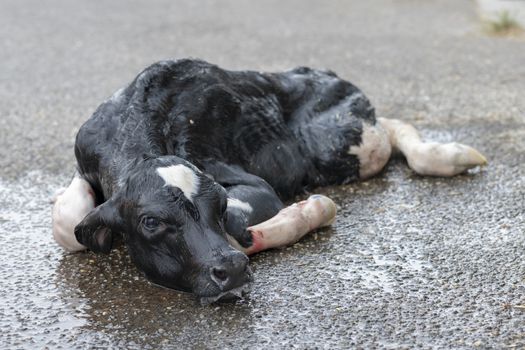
[199,282,252,305]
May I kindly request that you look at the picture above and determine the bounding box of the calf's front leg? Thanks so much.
[237,194,337,256]
[202,160,337,255]
[52,175,93,252]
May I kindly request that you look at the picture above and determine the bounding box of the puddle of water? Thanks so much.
[1,157,523,349]
[0,171,293,348]
[0,171,97,347]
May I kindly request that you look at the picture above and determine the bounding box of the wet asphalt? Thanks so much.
[1,0,524,348]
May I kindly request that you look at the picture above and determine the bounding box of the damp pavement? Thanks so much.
[1,0,524,348]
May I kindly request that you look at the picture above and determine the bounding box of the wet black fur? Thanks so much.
[73,59,376,297]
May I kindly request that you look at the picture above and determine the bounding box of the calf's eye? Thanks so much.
[142,216,160,231]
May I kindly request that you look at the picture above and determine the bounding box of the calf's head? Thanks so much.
[74,156,252,304]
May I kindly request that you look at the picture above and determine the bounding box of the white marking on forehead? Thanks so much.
[227,198,253,214]
[156,165,200,201]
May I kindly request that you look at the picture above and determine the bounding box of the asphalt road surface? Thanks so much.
[0,0,524,348]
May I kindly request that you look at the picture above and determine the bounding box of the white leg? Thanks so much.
[52,176,95,252]
[228,195,337,256]
[378,118,487,176]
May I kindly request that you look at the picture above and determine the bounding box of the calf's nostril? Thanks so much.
[212,267,228,282]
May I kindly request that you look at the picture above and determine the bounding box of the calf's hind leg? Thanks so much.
[378,118,487,176]
[348,120,392,179]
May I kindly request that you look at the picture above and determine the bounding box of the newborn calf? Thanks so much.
[52,59,486,304]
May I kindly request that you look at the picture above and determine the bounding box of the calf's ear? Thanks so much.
[74,199,122,254]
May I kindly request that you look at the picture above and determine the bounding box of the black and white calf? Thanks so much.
[52,59,486,303]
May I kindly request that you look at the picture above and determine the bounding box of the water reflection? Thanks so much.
[0,172,342,348]
[54,242,260,347]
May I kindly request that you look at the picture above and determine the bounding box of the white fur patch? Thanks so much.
[349,122,392,179]
[52,177,93,252]
[227,198,253,214]
[156,165,200,201]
